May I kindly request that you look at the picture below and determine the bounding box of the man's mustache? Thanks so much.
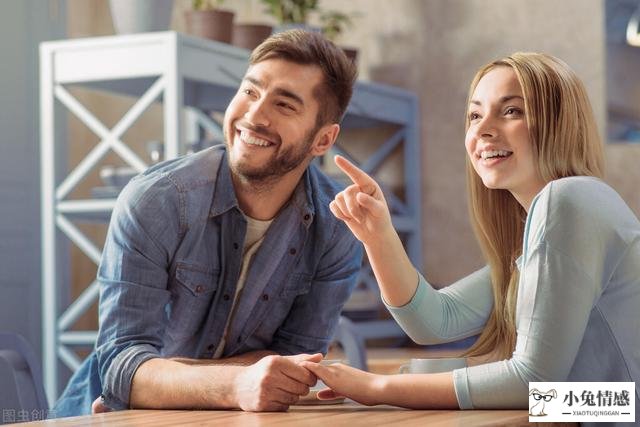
[234,120,281,145]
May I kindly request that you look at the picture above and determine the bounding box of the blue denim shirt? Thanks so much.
[54,145,362,416]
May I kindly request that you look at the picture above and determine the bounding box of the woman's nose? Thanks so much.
[476,115,497,138]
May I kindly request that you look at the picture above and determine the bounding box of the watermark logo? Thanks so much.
[529,388,557,416]
[2,408,55,423]
[529,382,635,423]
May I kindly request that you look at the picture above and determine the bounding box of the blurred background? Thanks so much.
[2,0,640,404]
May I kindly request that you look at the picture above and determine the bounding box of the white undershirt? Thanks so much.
[213,215,273,358]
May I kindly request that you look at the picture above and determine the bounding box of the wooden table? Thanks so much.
[24,403,574,426]
[23,349,575,426]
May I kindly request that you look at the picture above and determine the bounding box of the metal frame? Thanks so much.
[40,31,421,402]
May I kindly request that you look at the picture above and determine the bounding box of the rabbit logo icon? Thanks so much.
[529,389,557,416]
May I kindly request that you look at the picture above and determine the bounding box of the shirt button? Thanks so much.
[195,285,204,293]
[223,294,230,301]
[262,294,269,301]
[303,214,310,221]
[233,242,239,250]
[289,248,297,255]
[207,344,214,351]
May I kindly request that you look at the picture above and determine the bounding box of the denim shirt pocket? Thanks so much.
[279,273,313,298]
[167,263,220,338]
[242,273,313,349]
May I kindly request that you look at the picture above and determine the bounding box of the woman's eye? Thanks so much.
[505,107,522,116]
[469,112,480,121]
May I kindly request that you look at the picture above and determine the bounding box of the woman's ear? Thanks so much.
[311,123,340,157]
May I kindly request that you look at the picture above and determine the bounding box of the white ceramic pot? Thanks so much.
[109,0,173,35]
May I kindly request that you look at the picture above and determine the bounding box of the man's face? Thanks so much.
[223,58,327,184]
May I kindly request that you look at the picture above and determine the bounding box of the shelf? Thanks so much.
[40,31,422,401]
[46,32,417,128]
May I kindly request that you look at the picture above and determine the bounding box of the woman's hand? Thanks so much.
[330,155,394,246]
[300,361,386,406]
[331,155,419,307]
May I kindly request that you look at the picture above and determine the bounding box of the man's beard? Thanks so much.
[226,122,318,187]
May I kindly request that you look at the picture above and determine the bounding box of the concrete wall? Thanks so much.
[326,0,610,285]
[0,0,66,394]
[325,0,640,286]
[64,0,640,292]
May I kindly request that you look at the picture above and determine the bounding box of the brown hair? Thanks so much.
[250,29,357,125]
[464,52,604,360]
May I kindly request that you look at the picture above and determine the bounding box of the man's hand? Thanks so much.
[233,353,322,411]
[91,396,112,414]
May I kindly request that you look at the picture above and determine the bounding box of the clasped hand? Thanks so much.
[234,353,322,411]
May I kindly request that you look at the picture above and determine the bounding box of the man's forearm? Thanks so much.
[129,351,274,409]
[169,350,276,366]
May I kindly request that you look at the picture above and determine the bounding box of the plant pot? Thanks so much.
[273,23,322,34]
[109,0,174,35]
[342,47,358,63]
[369,63,414,89]
[185,9,235,43]
[232,23,273,51]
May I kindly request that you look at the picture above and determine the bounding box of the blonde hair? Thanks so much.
[464,52,604,359]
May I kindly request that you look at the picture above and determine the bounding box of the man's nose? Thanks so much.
[244,99,270,127]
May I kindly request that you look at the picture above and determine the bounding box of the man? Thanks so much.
[54,30,361,415]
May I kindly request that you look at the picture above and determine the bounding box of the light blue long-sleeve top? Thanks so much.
[385,176,640,410]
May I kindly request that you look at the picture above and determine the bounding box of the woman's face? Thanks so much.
[465,66,546,210]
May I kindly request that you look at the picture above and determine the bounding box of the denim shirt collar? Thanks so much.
[209,152,239,218]
[209,149,315,227]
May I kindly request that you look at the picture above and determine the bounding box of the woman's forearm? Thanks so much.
[378,372,459,409]
[365,226,420,307]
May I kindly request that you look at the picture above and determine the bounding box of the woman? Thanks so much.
[302,52,640,409]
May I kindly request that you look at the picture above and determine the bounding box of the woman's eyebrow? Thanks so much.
[470,95,525,106]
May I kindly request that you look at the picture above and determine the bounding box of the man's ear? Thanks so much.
[311,123,340,157]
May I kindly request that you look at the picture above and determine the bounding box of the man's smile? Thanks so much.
[238,129,276,147]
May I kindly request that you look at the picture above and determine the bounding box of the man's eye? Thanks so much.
[278,102,295,111]
[243,88,255,96]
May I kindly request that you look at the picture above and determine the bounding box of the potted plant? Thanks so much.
[320,10,359,61]
[260,1,360,62]
[185,0,235,43]
[260,0,320,32]
[232,1,276,51]
[232,22,274,51]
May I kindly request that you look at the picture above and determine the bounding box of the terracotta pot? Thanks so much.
[185,9,234,43]
[342,47,358,63]
[232,23,273,51]
[273,23,321,34]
